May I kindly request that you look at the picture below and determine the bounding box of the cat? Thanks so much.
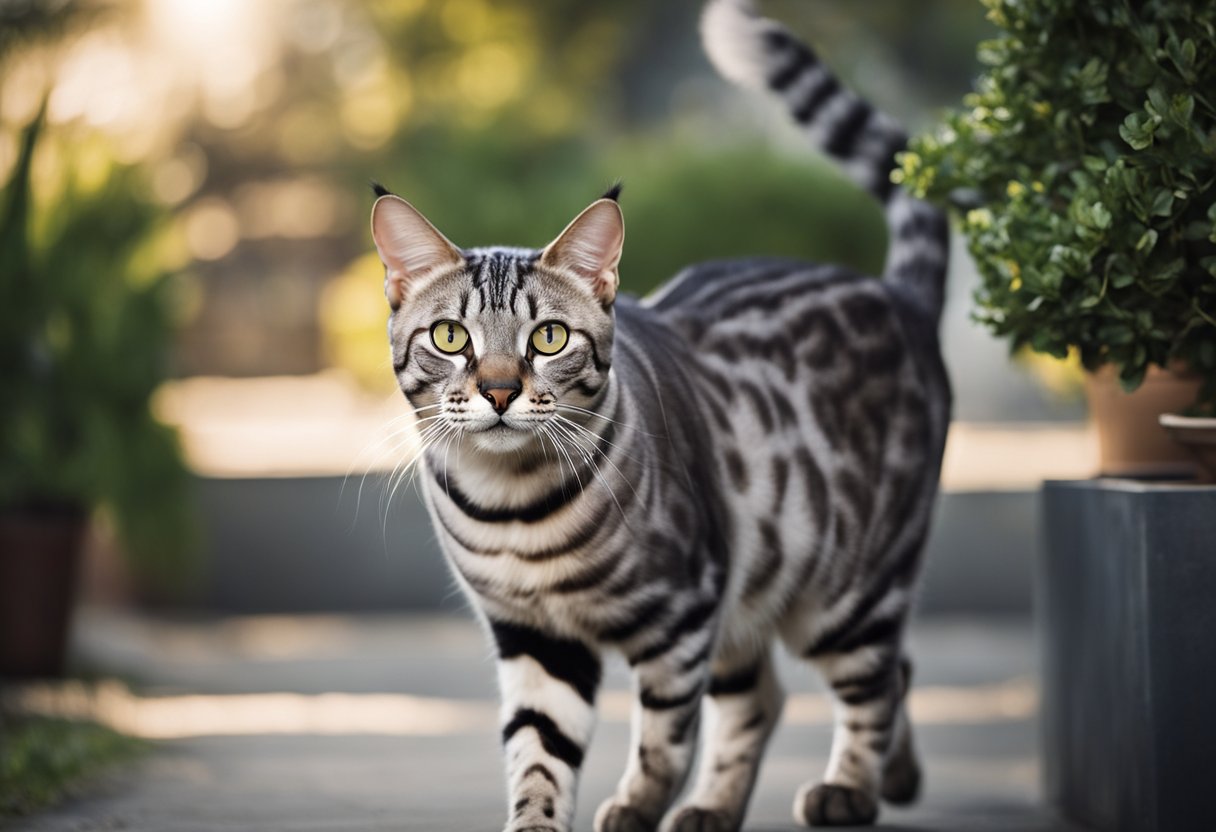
[367,0,950,829]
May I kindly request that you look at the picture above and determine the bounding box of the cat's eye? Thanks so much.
[431,320,470,354]
[531,321,569,355]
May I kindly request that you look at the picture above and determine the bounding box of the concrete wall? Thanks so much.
[194,476,1037,617]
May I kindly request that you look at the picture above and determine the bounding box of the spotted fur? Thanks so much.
[369,1,950,829]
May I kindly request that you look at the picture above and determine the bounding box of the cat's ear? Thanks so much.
[370,195,464,309]
[540,198,624,305]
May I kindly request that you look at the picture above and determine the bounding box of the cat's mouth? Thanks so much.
[463,415,538,454]
[467,415,525,434]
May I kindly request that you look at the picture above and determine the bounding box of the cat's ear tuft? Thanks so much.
[600,181,623,202]
[370,195,464,309]
[540,198,624,305]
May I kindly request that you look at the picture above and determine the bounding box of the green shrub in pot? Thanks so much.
[0,106,196,592]
[899,0,1216,401]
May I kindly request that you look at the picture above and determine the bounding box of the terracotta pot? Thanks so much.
[1084,365,1202,479]
[0,502,87,678]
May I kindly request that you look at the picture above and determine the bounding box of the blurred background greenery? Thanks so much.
[0,0,992,391]
[11,0,1106,620]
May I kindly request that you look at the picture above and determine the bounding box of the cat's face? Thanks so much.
[371,195,624,455]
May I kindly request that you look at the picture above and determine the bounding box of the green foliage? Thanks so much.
[607,139,886,294]
[0,0,92,61]
[0,714,144,817]
[901,0,1216,396]
[326,131,886,390]
[0,108,196,587]
[384,130,886,296]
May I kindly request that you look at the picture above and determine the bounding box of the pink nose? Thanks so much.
[479,384,518,413]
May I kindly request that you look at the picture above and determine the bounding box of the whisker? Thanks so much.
[554,415,642,506]
[548,419,631,528]
[554,413,644,467]
[554,402,656,436]
[381,423,452,537]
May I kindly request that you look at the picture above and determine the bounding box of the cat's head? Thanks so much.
[370,186,624,455]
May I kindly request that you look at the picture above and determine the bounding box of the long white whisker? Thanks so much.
[555,403,657,436]
[554,413,643,467]
[382,423,452,538]
[549,419,631,527]
[554,415,642,505]
[348,423,433,523]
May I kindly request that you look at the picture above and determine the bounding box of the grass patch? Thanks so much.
[0,713,145,818]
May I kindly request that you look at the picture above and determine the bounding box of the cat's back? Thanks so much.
[643,256,946,384]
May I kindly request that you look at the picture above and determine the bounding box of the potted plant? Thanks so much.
[0,102,195,677]
[899,0,1216,477]
[901,3,1216,830]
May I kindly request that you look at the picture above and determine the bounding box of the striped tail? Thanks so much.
[700,0,949,322]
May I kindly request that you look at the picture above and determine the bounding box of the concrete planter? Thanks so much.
[1040,479,1216,832]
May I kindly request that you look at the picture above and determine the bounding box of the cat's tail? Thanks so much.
[700,0,949,322]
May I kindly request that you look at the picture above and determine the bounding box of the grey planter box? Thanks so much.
[1040,479,1216,832]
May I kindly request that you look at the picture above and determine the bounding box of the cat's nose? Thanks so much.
[479,378,521,414]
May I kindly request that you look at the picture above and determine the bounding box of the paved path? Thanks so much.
[10,612,1085,832]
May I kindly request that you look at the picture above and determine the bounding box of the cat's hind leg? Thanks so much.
[878,658,921,806]
[665,644,784,832]
[792,624,911,827]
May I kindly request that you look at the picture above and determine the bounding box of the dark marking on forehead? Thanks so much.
[465,248,541,313]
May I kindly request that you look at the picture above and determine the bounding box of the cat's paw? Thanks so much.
[793,783,878,827]
[666,805,737,832]
[880,752,922,805]
[594,798,656,832]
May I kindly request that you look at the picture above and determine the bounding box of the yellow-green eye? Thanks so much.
[431,320,469,354]
[531,321,569,355]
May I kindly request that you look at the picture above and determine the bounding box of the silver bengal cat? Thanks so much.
[368,1,951,829]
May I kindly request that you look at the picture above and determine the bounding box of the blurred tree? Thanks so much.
[0,2,195,590]
[4,0,989,381]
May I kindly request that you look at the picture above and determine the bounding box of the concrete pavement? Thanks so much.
[8,611,1084,832]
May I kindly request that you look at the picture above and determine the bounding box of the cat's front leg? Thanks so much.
[594,632,713,832]
[492,619,602,832]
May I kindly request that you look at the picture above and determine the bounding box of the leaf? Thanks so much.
[1172,94,1195,124]
[1150,258,1186,282]
[1119,364,1148,393]
[1049,244,1089,275]
[1083,155,1108,172]
[1182,221,1211,241]
[1136,229,1159,252]
[1149,189,1175,217]
[1146,87,1169,118]
[1119,114,1154,150]
[1091,202,1112,229]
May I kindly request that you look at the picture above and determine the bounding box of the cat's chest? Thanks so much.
[422,465,636,622]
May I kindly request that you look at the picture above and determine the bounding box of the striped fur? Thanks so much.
[699,0,950,322]
[371,2,950,829]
